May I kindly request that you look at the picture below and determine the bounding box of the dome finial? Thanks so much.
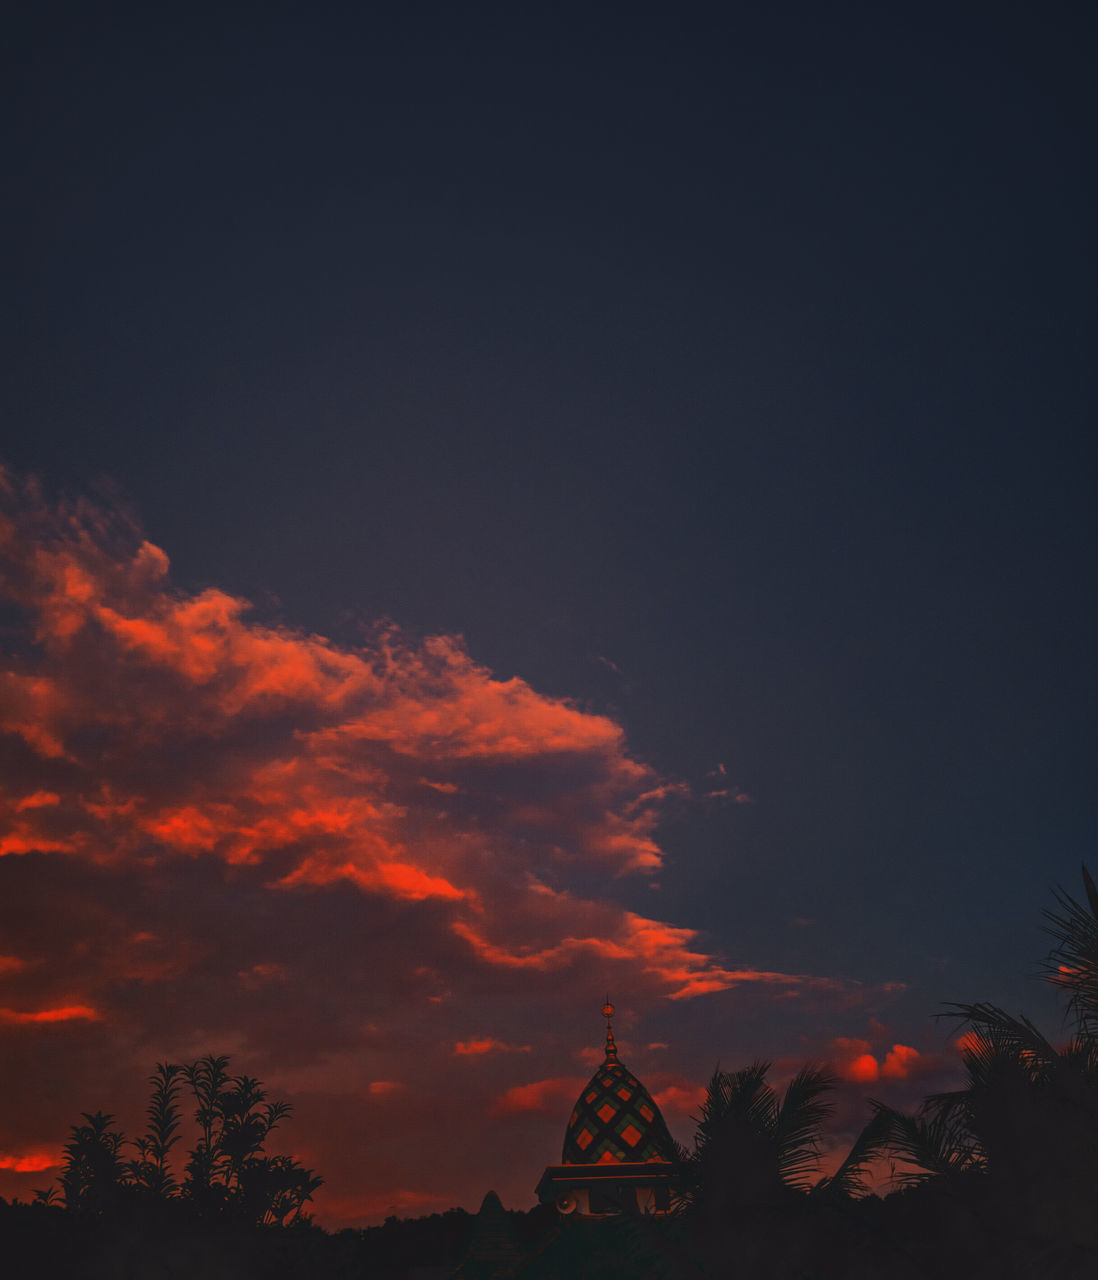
[602,996,618,1062]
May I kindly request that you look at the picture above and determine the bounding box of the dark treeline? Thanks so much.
[4,868,1098,1278]
[0,1197,553,1279]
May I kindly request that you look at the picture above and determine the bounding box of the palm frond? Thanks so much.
[694,1061,778,1148]
[871,1101,982,1186]
[812,1106,894,1200]
[1040,864,1098,1034]
[940,1002,1057,1069]
[775,1065,835,1189]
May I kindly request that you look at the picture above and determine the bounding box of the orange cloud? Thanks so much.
[882,1044,921,1079]
[0,1005,100,1024]
[0,1149,61,1172]
[0,469,874,1224]
[830,1036,925,1083]
[846,1054,880,1083]
[454,1039,531,1056]
[236,962,288,988]
[832,1037,880,1082]
[955,1030,982,1055]
[0,474,679,907]
[491,1077,586,1116]
[14,792,60,811]
[651,1084,706,1115]
[452,904,841,1002]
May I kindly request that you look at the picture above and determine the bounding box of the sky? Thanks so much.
[2,0,1096,1225]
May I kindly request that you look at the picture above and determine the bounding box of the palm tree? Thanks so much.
[868,866,1098,1258]
[1041,863,1098,1038]
[684,1061,838,1221]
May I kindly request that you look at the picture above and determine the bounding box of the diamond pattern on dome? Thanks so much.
[620,1122,642,1147]
[562,1059,675,1165]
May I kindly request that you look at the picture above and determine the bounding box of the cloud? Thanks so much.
[0,1148,60,1172]
[0,1005,101,1024]
[491,1077,586,1116]
[0,469,865,1223]
[881,1044,922,1079]
[454,1039,531,1056]
[651,1083,706,1116]
[830,1036,928,1084]
[831,1037,878,1082]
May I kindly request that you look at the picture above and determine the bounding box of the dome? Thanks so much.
[561,1003,675,1165]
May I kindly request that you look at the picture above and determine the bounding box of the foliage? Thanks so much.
[59,1111,127,1215]
[810,1103,894,1200]
[1041,863,1098,1038]
[50,1055,321,1226]
[682,1060,839,1217]
[127,1062,183,1197]
[868,862,1098,1236]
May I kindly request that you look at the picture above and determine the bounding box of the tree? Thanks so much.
[1041,863,1098,1038]
[181,1054,319,1224]
[868,865,1098,1257]
[127,1062,184,1198]
[683,1061,838,1221]
[59,1111,127,1215]
[49,1055,321,1226]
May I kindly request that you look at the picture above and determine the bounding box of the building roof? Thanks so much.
[560,1002,676,1165]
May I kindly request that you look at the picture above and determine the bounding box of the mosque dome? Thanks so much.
[561,1002,675,1165]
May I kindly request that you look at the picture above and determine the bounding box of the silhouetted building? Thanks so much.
[535,1002,680,1218]
[451,1190,524,1280]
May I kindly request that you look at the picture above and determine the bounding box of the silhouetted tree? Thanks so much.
[683,1061,837,1220]
[867,865,1098,1262]
[49,1054,321,1227]
[127,1062,184,1198]
[180,1053,318,1224]
[1042,863,1098,1036]
[59,1111,127,1215]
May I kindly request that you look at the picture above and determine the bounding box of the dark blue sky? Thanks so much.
[2,0,1096,1217]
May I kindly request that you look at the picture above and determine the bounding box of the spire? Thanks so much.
[602,997,618,1063]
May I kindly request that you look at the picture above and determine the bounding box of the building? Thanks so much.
[535,1002,680,1218]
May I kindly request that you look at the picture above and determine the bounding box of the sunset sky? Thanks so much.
[3,2,1096,1225]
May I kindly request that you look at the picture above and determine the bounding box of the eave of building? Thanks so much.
[535,1161,679,1200]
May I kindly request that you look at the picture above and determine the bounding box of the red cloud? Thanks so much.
[882,1044,921,1079]
[832,1037,880,1082]
[0,1005,100,1024]
[454,1039,531,1056]
[491,1077,586,1116]
[452,902,842,1002]
[15,792,60,811]
[831,1036,925,1083]
[955,1030,982,1055]
[651,1083,706,1115]
[0,470,869,1223]
[846,1054,880,1083]
[0,1149,60,1172]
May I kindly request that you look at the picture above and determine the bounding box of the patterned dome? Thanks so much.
[561,1003,675,1165]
